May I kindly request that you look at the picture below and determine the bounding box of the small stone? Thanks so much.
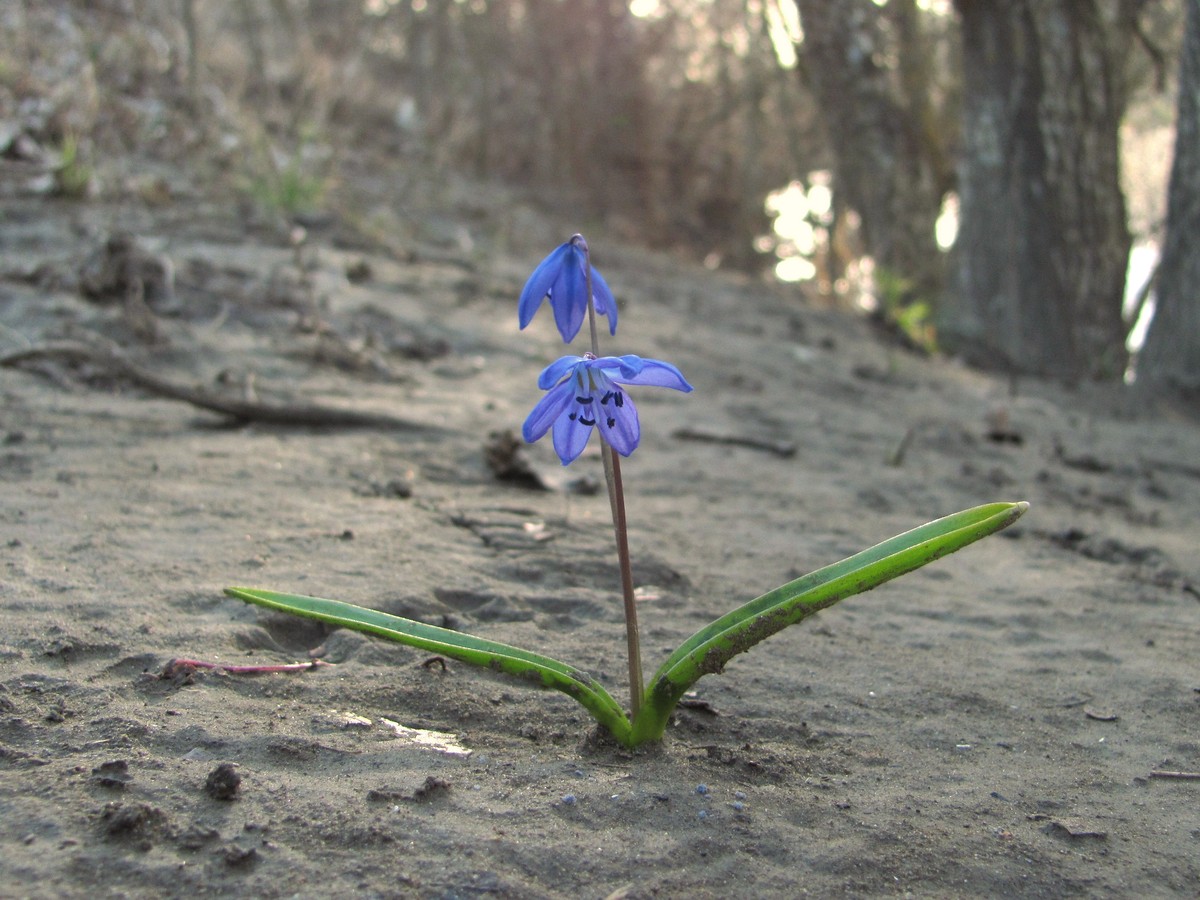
[205,763,241,801]
[412,776,451,803]
[560,794,577,806]
[101,802,164,838]
[223,844,258,867]
[695,784,709,795]
[176,825,220,850]
[91,760,132,789]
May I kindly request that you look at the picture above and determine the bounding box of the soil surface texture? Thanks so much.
[1,182,1198,898]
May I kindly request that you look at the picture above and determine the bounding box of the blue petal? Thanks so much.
[550,249,588,342]
[616,358,692,392]
[615,354,648,379]
[552,407,594,465]
[598,390,640,456]
[590,268,619,335]
[522,382,575,443]
[537,355,586,390]
[589,355,644,379]
[518,244,572,330]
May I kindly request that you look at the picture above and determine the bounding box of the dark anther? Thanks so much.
[613,392,624,407]
[569,412,577,421]
[601,391,614,405]
[607,417,616,428]
[576,396,593,404]
[579,416,596,426]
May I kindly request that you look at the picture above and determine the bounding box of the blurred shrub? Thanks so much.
[53,132,95,198]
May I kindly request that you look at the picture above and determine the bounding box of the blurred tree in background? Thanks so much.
[942,0,1136,381]
[1136,0,1200,397]
[0,0,1187,386]
[791,0,956,310]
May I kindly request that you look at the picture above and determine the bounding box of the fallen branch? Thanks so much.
[161,658,332,677]
[0,340,438,430]
[1148,770,1200,781]
[671,427,797,458]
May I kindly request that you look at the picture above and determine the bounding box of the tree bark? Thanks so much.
[945,0,1132,381]
[1136,0,1200,397]
[792,0,952,301]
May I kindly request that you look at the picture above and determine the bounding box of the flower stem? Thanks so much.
[601,446,644,715]
[577,235,644,717]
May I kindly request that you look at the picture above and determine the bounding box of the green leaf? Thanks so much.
[223,587,632,743]
[226,501,1027,749]
[630,501,1027,744]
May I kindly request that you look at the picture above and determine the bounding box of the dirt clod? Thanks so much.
[205,763,242,801]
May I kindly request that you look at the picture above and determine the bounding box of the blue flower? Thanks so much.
[523,354,692,465]
[518,235,618,343]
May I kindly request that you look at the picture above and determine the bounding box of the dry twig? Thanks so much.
[0,340,438,431]
[162,658,331,677]
[672,427,797,458]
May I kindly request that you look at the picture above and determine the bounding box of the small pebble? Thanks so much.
[205,763,242,801]
[222,844,257,867]
[91,760,133,789]
[733,790,747,801]
[730,801,745,812]
[698,809,709,820]
[560,794,577,806]
[695,784,709,795]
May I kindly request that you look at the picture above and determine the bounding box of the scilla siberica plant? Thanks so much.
[228,233,1027,748]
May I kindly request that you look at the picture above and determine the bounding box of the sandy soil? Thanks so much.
[1,177,1198,898]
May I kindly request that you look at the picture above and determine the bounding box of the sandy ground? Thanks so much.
[1,178,1198,898]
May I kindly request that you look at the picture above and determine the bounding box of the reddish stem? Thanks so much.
[163,657,331,677]
[577,234,644,717]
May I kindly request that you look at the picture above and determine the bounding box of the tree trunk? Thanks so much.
[792,0,952,302]
[1136,0,1200,396]
[944,0,1132,381]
